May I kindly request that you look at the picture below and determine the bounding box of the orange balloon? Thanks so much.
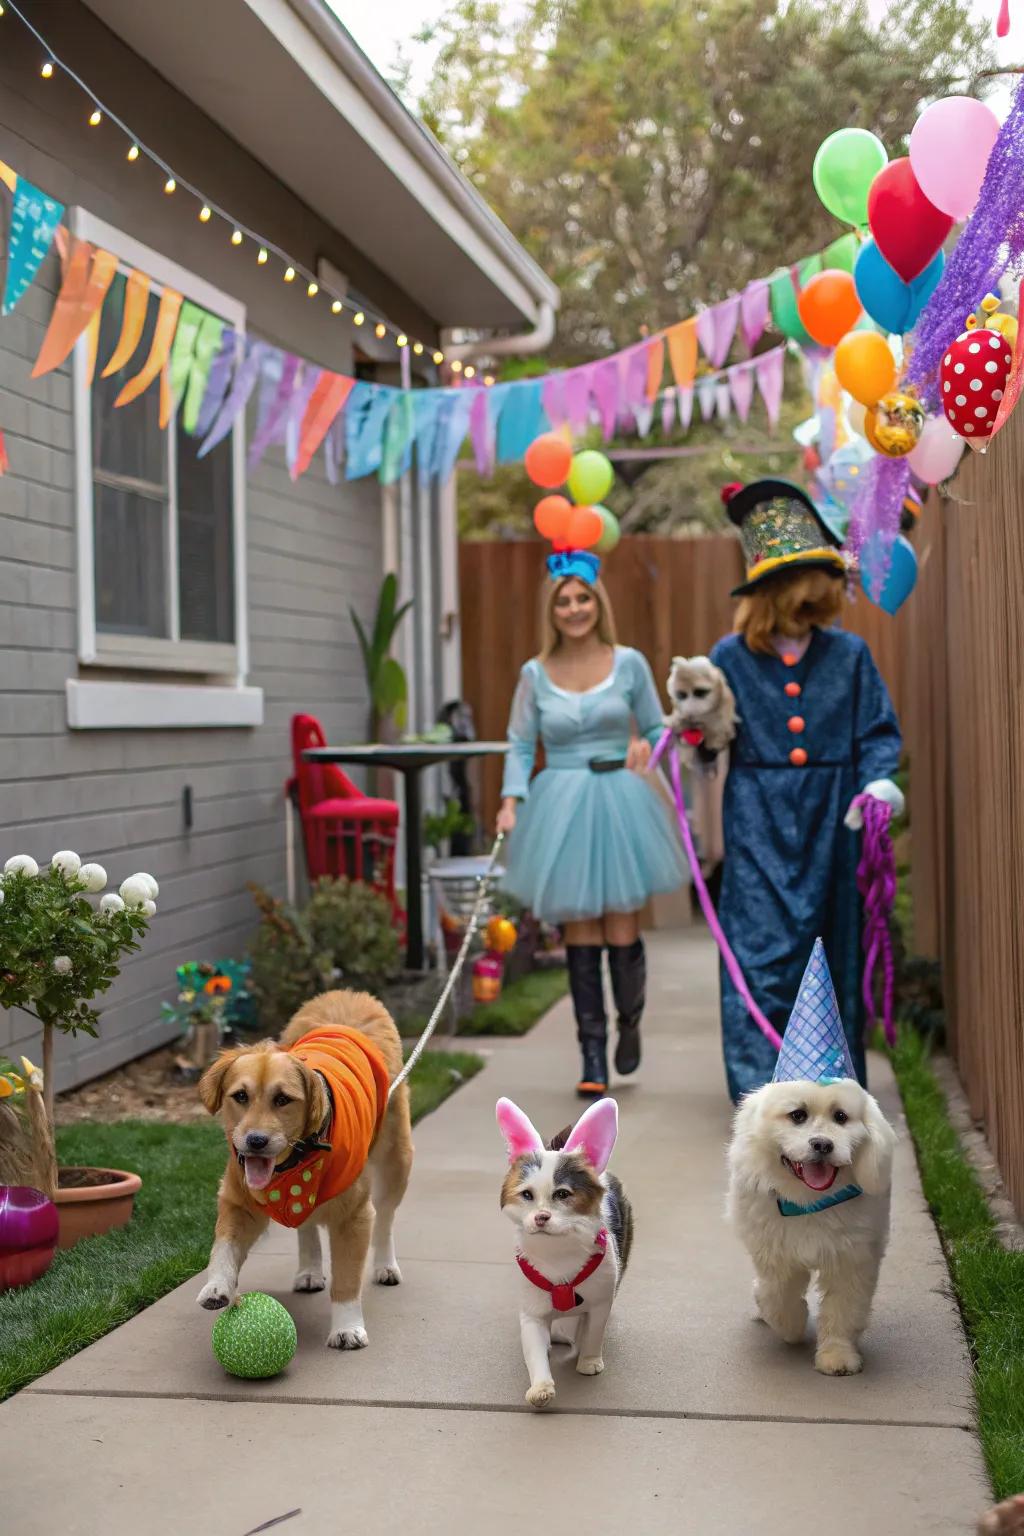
[797,269,863,349]
[565,505,604,550]
[534,494,573,542]
[525,432,573,488]
[834,330,897,407]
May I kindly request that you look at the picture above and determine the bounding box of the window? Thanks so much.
[72,209,247,680]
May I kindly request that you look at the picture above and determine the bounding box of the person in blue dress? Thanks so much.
[709,479,903,1104]
[498,550,685,1098]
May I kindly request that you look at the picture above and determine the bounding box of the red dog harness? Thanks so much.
[516,1229,607,1311]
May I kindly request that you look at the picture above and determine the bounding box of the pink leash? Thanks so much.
[649,729,782,1052]
[852,793,897,1047]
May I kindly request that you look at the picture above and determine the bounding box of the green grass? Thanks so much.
[891,1027,1024,1499]
[0,1047,482,1403]
[457,966,568,1037]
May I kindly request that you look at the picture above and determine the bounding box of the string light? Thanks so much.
[257,247,268,264]
[331,300,343,315]
[353,312,365,327]
[433,350,444,365]
[284,266,296,282]
[88,109,102,127]
[164,177,176,195]
[484,374,495,387]
[198,204,212,223]
[375,323,387,339]
[450,360,464,374]
[40,60,53,78]
[413,342,424,356]
[126,144,140,162]
[464,365,476,379]
[230,229,243,246]
[396,333,408,348]
[306,281,318,298]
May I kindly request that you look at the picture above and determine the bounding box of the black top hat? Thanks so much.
[722,478,846,596]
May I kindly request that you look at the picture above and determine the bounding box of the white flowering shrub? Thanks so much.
[0,852,157,1040]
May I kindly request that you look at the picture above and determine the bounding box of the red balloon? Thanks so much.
[867,158,953,282]
[524,433,573,488]
[565,505,604,551]
[534,494,573,543]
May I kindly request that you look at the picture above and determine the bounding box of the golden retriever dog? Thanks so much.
[197,990,413,1351]
[727,1077,897,1376]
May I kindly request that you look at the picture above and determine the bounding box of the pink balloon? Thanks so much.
[906,414,965,486]
[909,96,1000,221]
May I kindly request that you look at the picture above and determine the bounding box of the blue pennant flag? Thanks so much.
[3,177,64,316]
[496,378,548,463]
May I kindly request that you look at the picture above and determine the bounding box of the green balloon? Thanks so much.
[212,1292,297,1379]
[823,232,861,275]
[594,506,620,554]
[568,450,614,505]
[770,269,813,345]
[813,129,887,228]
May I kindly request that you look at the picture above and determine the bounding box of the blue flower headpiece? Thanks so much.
[546,550,601,585]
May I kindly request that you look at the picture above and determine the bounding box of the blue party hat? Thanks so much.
[772,940,856,1084]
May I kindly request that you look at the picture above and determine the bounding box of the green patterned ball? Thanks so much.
[211,1292,297,1379]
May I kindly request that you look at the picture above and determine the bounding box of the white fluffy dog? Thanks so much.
[727,1078,897,1376]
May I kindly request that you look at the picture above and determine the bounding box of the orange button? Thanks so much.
[790,748,808,767]
[782,652,799,667]
[785,682,801,698]
[787,716,805,734]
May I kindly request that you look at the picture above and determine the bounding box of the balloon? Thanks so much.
[854,239,944,334]
[834,331,897,406]
[847,400,869,439]
[861,533,918,615]
[797,269,863,348]
[867,158,953,282]
[485,915,517,954]
[909,96,1000,221]
[819,438,874,513]
[823,232,861,274]
[534,494,572,541]
[567,449,614,505]
[770,269,815,345]
[594,506,621,554]
[906,414,965,484]
[865,390,925,457]
[565,505,604,551]
[813,128,888,226]
[939,325,1012,442]
[524,432,572,488]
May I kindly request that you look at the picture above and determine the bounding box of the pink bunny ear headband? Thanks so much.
[495,1096,618,1174]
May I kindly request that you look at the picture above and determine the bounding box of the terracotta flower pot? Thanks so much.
[55,1166,141,1249]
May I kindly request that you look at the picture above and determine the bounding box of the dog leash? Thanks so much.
[648,730,783,1052]
[388,833,506,1101]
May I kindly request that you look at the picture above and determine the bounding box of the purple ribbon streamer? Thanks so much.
[198,338,266,458]
[249,352,299,471]
[852,795,897,1047]
[469,387,494,475]
[192,327,236,441]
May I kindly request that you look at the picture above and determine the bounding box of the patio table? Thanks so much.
[302,741,510,971]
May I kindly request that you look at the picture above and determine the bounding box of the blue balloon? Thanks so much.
[854,241,944,335]
[861,533,918,615]
[819,438,874,514]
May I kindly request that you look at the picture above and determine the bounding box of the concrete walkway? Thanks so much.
[1,931,990,1534]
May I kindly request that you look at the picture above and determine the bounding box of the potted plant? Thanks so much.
[161,959,256,1070]
[0,851,157,1246]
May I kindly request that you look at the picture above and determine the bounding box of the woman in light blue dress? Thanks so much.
[498,553,685,1097]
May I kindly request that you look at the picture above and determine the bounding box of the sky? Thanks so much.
[330,0,1016,115]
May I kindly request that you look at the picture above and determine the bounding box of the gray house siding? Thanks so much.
[0,6,408,1088]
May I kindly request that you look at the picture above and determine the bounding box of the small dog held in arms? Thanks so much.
[197,990,413,1351]
[663,655,737,771]
[497,1096,633,1409]
[727,941,898,1376]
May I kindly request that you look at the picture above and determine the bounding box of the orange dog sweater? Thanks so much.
[247,1025,390,1228]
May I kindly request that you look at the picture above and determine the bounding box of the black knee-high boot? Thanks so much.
[566,945,607,1098]
[608,938,646,1075]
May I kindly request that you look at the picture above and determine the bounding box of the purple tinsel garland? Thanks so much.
[854,795,897,1048]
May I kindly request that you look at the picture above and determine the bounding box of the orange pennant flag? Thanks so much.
[32,245,117,379]
[292,372,355,479]
[159,360,173,430]
[646,336,665,401]
[83,307,101,387]
[115,287,183,409]
[102,269,151,378]
[666,319,697,389]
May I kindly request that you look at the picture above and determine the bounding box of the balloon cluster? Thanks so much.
[525,435,620,555]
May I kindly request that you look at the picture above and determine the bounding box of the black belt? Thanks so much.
[589,757,626,774]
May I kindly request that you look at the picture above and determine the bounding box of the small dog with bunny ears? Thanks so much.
[497,1096,633,1409]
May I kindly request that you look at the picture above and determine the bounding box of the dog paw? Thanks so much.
[525,1380,556,1409]
[576,1355,605,1376]
[373,1263,402,1286]
[293,1269,326,1293]
[979,1493,1024,1535]
[327,1326,369,1351]
[815,1342,863,1376]
[197,1280,234,1311]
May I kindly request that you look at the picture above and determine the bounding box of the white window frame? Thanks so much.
[70,208,255,722]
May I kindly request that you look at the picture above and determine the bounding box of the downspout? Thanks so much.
[440,300,558,363]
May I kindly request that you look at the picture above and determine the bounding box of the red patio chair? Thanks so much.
[287,714,402,922]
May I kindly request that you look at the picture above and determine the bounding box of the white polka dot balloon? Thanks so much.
[939,327,1012,442]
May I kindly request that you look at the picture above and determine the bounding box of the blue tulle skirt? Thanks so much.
[501,766,687,924]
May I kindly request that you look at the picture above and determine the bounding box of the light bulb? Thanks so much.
[353,311,365,326]
[164,177,176,195]
[198,205,212,223]
[257,248,268,264]
[41,60,54,79]
[88,109,102,127]
[375,323,387,339]
[127,144,140,162]
[284,266,296,282]
[484,374,495,387]
[331,300,342,315]
[397,333,408,348]
[433,350,444,365]
[464,365,476,379]
[413,342,424,356]
[307,281,318,298]
[450,360,463,374]
[231,229,243,246]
